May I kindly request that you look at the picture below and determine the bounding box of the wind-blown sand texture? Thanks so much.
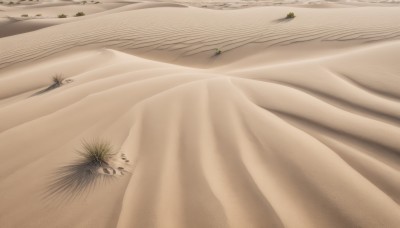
[0,1,400,228]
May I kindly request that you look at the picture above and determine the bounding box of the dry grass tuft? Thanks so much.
[78,139,115,167]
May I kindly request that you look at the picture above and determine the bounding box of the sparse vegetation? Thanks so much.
[21,14,28,17]
[94,1,99,3]
[58,14,67,18]
[46,138,123,200]
[75,12,85,17]
[52,74,64,86]
[78,139,115,167]
[36,14,41,17]
[8,1,14,4]
[31,74,65,96]
[286,12,295,19]
[215,48,222,56]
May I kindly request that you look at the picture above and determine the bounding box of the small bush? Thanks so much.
[21,14,28,17]
[286,12,295,19]
[215,48,222,56]
[52,74,64,86]
[31,74,65,96]
[78,139,115,166]
[36,14,41,16]
[75,12,85,17]
[94,1,99,3]
[58,14,67,18]
[8,1,14,4]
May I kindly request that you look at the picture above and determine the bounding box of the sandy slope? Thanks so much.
[0,3,400,228]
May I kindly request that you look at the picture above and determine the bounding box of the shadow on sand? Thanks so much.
[31,75,69,96]
[32,83,62,96]
[44,158,115,202]
[272,17,295,23]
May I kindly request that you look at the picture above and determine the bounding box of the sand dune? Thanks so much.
[0,2,400,228]
[1,6,400,68]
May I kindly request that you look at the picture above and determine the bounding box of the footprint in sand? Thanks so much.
[97,152,130,176]
[98,166,123,176]
[120,153,129,164]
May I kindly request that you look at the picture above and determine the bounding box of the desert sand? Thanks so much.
[0,0,400,227]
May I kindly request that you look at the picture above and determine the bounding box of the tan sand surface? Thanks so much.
[0,1,399,228]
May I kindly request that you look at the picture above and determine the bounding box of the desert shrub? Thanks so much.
[21,14,28,17]
[8,1,14,4]
[58,14,67,18]
[215,48,222,55]
[286,12,295,19]
[78,139,115,166]
[94,1,99,3]
[36,14,41,16]
[52,74,64,86]
[31,74,65,96]
[75,12,85,17]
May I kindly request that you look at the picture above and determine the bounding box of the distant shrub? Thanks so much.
[21,14,28,17]
[94,1,99,3]
[215,48,222,56]
[32,74,64,96]
[75,12,85,17]
[36,14,41,16]
[8,1,14,4]
[52,75,64,86]
[286,12,295,19]
[58,14,67,18]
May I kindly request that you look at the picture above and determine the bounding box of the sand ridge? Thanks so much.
[1,6,400,69]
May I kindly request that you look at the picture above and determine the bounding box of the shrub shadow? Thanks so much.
[32,83,62,96]
[44,158,115,202]
[32,75,68,96]
[272,17,294,23]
